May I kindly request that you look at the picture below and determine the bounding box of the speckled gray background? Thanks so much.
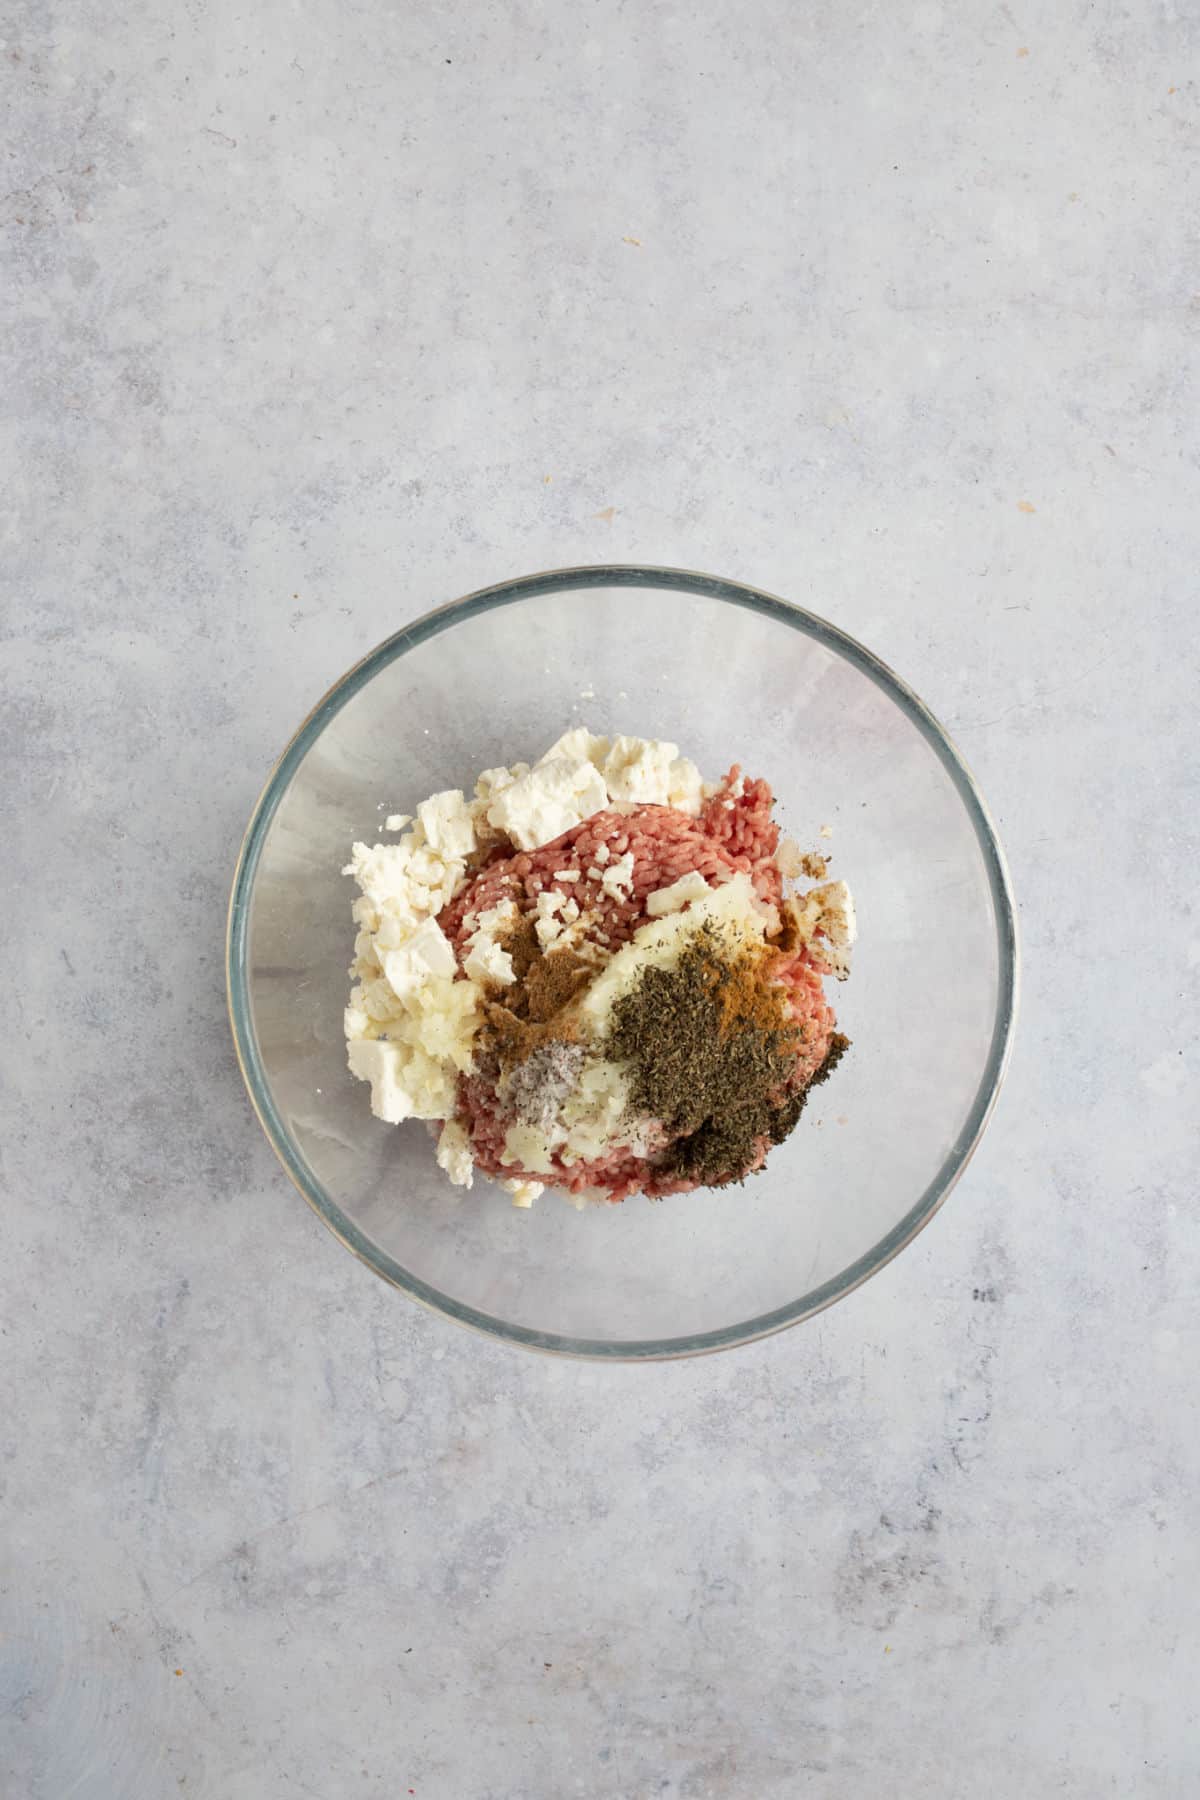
[3,0,1198,1794]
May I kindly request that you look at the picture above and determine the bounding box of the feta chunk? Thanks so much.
[475,763,529,803]
[814,879,856,967]
[486,757,609,851]
[464,937,515,985]
[377,917,457,1002]
[435,1119,475,1188]
[416,789,477,859]
[784,879,857,979]
[667,756,703,814]
[402,976,480,1071]
[347,1036,458,1123]
[601,735,679,805]
[356,975,407,1025]
[538,727,610,768]
[344,999,371,1041]
[463,898,518,987]
[775,837,804,879]
[342,840,465,926]
[499,1176,544,1208]
[600,851,635,901]
[534,888,568,950]
[475,898,519,935]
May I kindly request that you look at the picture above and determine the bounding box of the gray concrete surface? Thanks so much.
[3,0,1197,1793]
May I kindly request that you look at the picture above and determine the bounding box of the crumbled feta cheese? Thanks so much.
[416,789,477,859]
[485,756,610,851]
[552,869,581,882]
[342,839,466,928]
[500,1176,543,1208]
[376,916,458,1001]
[814,880,856,968]
[600,852,635,901]
[347,1036,459,1123]
[775,837,804,880]
[435,1119,475,1188]
[593,843,611,865]
[538,727,610,768]
[534,889,567,950]
[667,757,703,815]
[384,813,411,832]
[475,763,529,803]
[784,879,857,979]
[463,897,518,987]
[463,937,514,986]
[343,811,484,1123]
[645,871,711,917]
[344,999,371,1041]
[353,976,406,1026]
[601,735,679,806]
[480,898,518,932]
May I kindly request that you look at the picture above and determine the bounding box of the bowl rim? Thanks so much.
[227,563,1019,1361]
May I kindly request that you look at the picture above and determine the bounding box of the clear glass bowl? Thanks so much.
[227,567,1017,1359]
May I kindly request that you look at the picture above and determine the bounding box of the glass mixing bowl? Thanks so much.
[227,567,1017,1359]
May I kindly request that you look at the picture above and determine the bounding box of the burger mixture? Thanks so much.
[343,729,855,1207]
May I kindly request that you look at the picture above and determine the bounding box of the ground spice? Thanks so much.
[710,943,798,1039]
[482,926,591,1072]
[485,998,580,1067]
[524,948,592,1022]
[499,913,540,985]
[501,1040,587,1130]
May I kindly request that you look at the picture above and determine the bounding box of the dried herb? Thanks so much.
[605,928,850,1186]
[485,998,579,1066]
[808,1031,849,1088]
[669,1031,851,1185]
[605,930,796,1135]
[482,930,590,1076]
